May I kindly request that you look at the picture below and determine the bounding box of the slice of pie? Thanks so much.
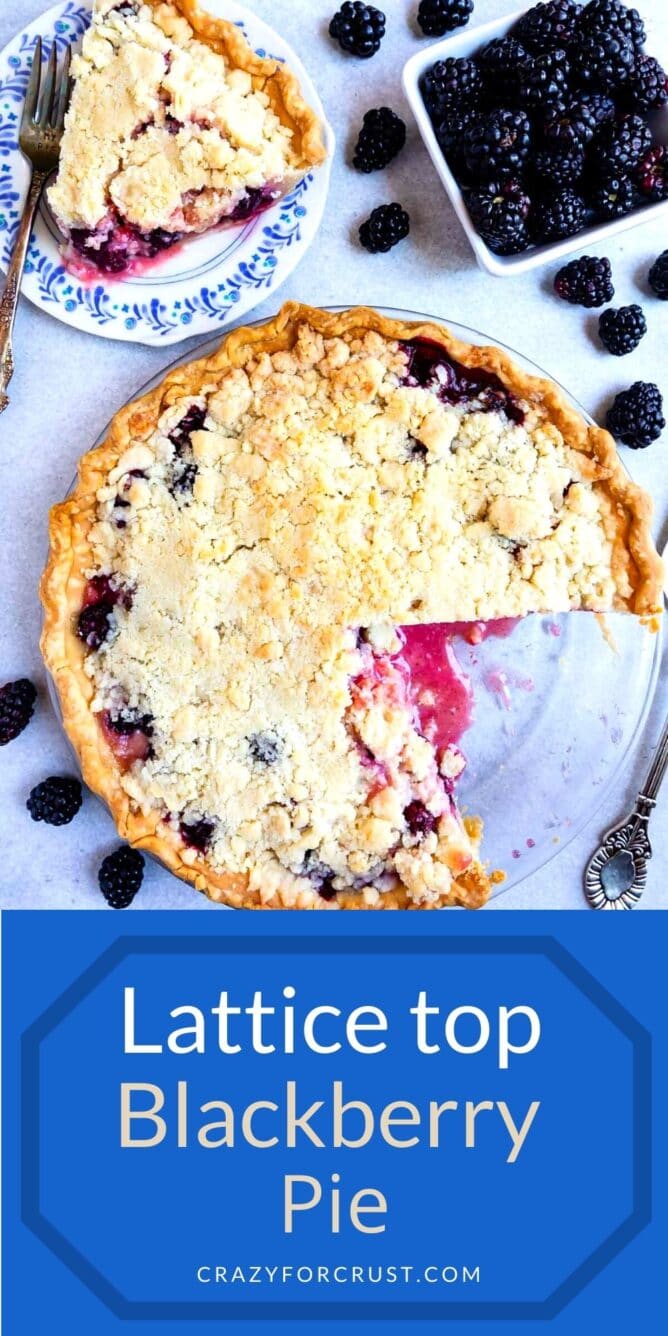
[40,304,663,909]
[47,0,327,276]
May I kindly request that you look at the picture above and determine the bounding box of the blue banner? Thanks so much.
[3,910,665,1335]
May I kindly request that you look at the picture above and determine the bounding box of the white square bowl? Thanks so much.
[402,7,668,276]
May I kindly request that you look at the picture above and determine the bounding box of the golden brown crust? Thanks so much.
[41,303,663,911]
[163,0,326,170]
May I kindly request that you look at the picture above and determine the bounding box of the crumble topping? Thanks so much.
[48,0,308,239]
[76,321,619,907]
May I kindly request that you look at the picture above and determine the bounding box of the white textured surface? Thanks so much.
[0,0,666,910]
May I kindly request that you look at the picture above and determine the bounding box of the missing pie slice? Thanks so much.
[40,304,663,909]
[47,0,327,275]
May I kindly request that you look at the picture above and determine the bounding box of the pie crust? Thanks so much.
[40,304,663,910]
[47,0,327,271]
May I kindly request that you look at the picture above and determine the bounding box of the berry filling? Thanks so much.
[179,817,216,852]
[100,710,154,766]
[68,213,182,276]
[63,185,282,279]
[77,576,132,650]
[168,404,207,494]
[400,338,525,424]
[229,185,282,221]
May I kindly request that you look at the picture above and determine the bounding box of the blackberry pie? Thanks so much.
[41,305,663,909]
[47,0,327,276]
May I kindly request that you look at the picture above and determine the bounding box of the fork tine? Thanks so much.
[21,37,42,129]
[52,45,71,129]
[37,41,58,126]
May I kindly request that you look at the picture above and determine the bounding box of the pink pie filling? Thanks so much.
[99,712,152,768]
[399,620,519,751]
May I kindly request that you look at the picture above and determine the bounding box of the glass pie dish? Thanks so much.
[46,307,663,901]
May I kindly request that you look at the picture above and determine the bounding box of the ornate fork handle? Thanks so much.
[584,714,668,909]
[0,169,48,415]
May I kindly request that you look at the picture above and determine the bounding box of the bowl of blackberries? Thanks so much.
[403,1,668,273]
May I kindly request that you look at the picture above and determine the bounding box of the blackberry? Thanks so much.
[27,776,83,826]
[607,382,665,448]
[98,846,145,908]
[478,37,527,103]
[0,679,36,745]
[636,145,668,201]
[422,57,484,117]
[467,180,531,253]
[625,56,668,113]
[542,100,600,151]
[572,30,635,93]
[417,0,473,37]
[554,254,614,305]
[597,114,651,173]
[463,108,532,181]
[574,92,616,125]
[577,0,645,47]
[531,187,586,241]
[359,203,410,252]
[532,146,584,187]
[434,108,479,171]
[598,304,647,355]
[404,801,438,838]
[518,48,570,109]
[590,172,635,218]
[648,251,668,300]
[353,107,406,172]
[328,3,385,58]
[515,1,582,53]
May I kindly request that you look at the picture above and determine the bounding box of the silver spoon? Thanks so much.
[584,538,668,909]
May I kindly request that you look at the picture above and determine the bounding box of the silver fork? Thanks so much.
[0,37,71,414]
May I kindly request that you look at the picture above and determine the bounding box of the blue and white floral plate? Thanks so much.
[0,1,333,344]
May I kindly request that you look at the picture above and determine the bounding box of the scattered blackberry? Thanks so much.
[478,36,527,102]
[359,203,410,252]
[554,254,614,305]
[571,30,635,93]
[463,108,532,181]
[352,107,406,172]
[518,48,571,109]
[515,0,582,53]
[648,251,668,300]
[636,145,668,201]
[532,146,584,187]
[0,679,36,745]
[597,114,651,172]
[417,0,473,37]
[531,187,586,241]
[421,56,484,117]
[577,0,645,47]
[542,100,600,151]
[607,381,665,448]
[598,304,647,355]
[466,179,531,253]
[328,3,385,58]
[98,846,145,908]
[625,56,668,112]
[27,776,83,826]
[590,172,636,218]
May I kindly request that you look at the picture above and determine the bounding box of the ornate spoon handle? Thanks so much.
[584,714,668,910]
[0,169,46,415]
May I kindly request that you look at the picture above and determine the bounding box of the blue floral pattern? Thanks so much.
[0,2,329,343]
